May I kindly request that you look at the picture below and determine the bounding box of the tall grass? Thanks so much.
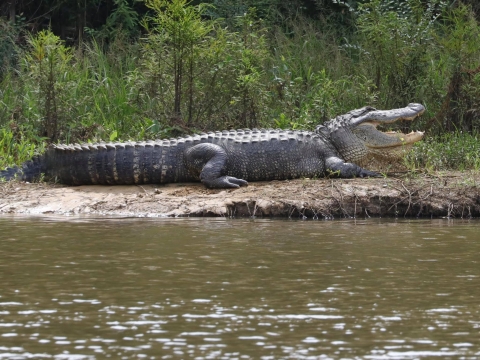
[406,132,480,171]
[269,17,378,127]
[63,41,145,142]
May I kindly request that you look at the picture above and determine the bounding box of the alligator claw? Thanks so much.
[226,176,248,187]
[358,169,381,178]
[202,176,248,189]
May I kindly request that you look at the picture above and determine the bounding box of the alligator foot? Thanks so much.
[326,157,381,178]
[357,168,381,178]
[202,176,248,189]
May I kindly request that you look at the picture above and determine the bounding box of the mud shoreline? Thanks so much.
[1,172,479,219]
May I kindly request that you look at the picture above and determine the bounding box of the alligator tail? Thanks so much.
[0,165,22,181]
[0,156,45,182]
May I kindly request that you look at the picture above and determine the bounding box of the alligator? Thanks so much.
[1,103,425,188]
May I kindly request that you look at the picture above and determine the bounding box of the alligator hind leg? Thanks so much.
[184,143,248,188]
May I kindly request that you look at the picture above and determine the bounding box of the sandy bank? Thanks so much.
[1,173,479,218]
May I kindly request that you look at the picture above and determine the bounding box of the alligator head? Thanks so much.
[316,103,425,167]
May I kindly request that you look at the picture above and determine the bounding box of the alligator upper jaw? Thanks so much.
[355,103,426,126]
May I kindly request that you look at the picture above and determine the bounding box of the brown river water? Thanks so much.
[0,216,479,359]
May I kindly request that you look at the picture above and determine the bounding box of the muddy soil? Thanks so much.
[1,172,480,219]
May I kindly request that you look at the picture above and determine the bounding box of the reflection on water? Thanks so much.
[0,216,479,359]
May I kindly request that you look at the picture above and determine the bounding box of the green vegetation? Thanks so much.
[406,132,480,172]
[1,0,480,172]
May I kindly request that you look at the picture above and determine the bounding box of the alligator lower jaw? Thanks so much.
[365,130,425,150]
[385,130,424,146]
[361,130,424,168]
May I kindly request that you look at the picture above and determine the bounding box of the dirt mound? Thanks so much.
[1,173,479,218]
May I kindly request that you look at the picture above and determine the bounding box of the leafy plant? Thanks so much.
[23,30,73,142]
[0,126,46,169]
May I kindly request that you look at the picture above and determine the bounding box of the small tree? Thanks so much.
[24,30,73,142]
[143,0,215,126]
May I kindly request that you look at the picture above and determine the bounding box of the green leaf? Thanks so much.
[109,130,118,141]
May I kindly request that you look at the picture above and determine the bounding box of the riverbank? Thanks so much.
[1,172,479,218]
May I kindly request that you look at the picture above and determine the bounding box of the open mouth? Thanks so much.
[354,103,426,149]
[354,123,424,149]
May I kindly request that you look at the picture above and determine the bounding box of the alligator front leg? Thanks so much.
[184,143,248,188]
[326,157,380,178]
